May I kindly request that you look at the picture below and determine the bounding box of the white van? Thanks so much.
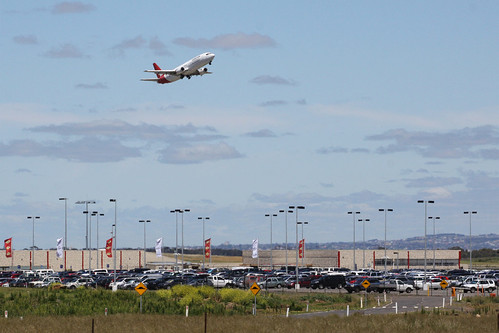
[36,269,55,277]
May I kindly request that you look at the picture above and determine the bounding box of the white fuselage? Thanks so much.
[165,52,215,83]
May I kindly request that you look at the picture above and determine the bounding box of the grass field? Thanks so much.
[0,287,497,332]
[0,311,497,333]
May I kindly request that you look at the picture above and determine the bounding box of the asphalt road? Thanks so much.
[269,287,492,318]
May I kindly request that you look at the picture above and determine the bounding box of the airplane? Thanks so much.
[141,52,215,84]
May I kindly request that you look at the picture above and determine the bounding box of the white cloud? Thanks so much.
[43,43,88,58]
[157,142,243,164]
[52,2,96,14]
[173,32,276,50]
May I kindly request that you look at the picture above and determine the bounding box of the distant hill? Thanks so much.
[210,233,499,251]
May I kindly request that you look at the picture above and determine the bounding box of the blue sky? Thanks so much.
[1,1,499,251]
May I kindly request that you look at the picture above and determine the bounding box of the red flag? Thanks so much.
[298,239,305,259]
[106,238,113,258]
[4,238,12,258]
[204,238,211,259]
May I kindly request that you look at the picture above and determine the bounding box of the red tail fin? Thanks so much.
[153,63,161,78]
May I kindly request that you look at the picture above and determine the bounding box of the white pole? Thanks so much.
[360,297,363,308]
[395,302,398,314]
[442,298,445,308]
[346,305,350,317]
[286,307,289,317]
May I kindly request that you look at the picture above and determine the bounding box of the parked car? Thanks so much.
[310,275,346,289]
[462,279,496,293]
[345,277,381,293]
[257,277,285,289]
[286,276,313,289]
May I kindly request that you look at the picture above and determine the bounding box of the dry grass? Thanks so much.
[0,311,497,333]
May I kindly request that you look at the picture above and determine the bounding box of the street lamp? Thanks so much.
[26,216,40,269]
[109,199,117,284]
[378,208,393,275]
[265,213,277,269]
[428,216,440,270]
[297,221,309,266]
[417,200,434,284]
[197,217,210,270]
[139,220,151,268]
[347,211,360,270]
[75,200,96,253]
[93,212,104,269]
[358,218,370,269]
[172,209,190,270]
[83,211,94,272]
[464,211,477,270]
[289,205,305,289]
[279,209,293,274]
[59,198,68,250]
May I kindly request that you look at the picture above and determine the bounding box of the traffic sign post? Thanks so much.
[440,280,448,289]
[362,280,370,308]
[135,282,148,313]
[250,282,261,315]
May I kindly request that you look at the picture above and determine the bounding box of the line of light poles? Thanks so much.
[464,211,477,270]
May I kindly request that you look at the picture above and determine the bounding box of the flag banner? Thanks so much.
[4,238,12,258]
[56,238,63,258]
[299,239,305,259]
[155,238,163,257]
[106,238,113,258]
[252,239,258,258]
[204,238,211,259]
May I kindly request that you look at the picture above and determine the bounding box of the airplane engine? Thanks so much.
[197,67,208,75]
[176,67,185,74]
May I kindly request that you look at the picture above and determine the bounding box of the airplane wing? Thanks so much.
[144,69,177,74]
[190,71,212,76]
[140,78,160,81]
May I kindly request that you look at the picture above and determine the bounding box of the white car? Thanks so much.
[462,279,496,293]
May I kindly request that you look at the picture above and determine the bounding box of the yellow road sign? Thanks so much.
[250,282,261,295]
[361,279,370,289]
[440,280,449,289]
[135,282,147,296]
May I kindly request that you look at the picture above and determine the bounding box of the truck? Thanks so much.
[378,279,414,293]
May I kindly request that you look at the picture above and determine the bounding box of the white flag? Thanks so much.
[252,239,258,258]
[56,238,63,258]
[155,238,162,257]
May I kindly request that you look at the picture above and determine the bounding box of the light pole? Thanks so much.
[289,205,305,289]
[109,199,117,283]
[197,217,210,270]
[93,212,104,269]
[75,200,96,256]
[347,211,360,270]
[297,221,309,266]
[393,251,399,269]
[379,208,393,275]
[139,220,151,268]
[265,213,277,269]
[417,200,434,284]
[26,216,40,269]
[171,209,191,270]
[464,211,477,270]
[83,211,94,272]
[279,209,293,274]
[169,210,179,271]
[428,216,440,269]
[358,218,370,269]
[59,198,68,250]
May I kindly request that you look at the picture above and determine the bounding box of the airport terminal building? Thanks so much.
[242,249,463,270]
